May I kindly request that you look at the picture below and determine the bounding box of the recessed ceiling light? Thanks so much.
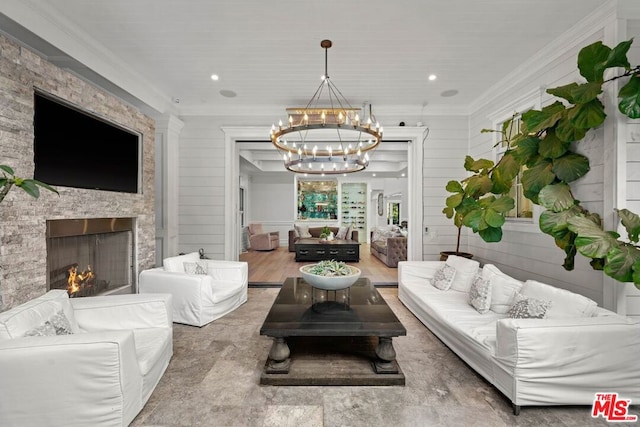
[401,173,405,177]
[372,173,376,177]
[441,89,459,97]
[211,74,219,81]
[428,74,437,81]
[220,90,237,98]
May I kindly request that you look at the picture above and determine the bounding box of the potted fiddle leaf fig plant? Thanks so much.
[443,38,640,288]
[0,165,58,204]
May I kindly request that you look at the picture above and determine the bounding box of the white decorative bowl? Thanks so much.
[299,264,361,290]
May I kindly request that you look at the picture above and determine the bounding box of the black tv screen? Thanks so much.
[33,92,141,193]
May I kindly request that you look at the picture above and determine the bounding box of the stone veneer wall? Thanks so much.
[0,34,155,311]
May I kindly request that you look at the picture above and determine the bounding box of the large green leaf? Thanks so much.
[539,205,582,237]
[538,183,575,212]
[521,102,565,133]
[464,156,494,172]
[538,130,570,159]
[445,193,463,209]
[605,39,632,70]
[443,206,454,219]
[488,195,515,213]
[546,83,579,104]
[484,208,505,228]
[512,136,540,165]
[491,152,520,193]
[633,258,640,288]
[555,115,588,142]
[568,99,606,129]
[552,153,590,183]
[577,41,611,82]
[17,180,40,198]
[570,81,603,104]
[465,175,493,198]
[462,209,483,231]
[618,75,640,119]
[446,180,463,193]
[616,208,640,243]
[605,244,640,282]
[521,159,555,196]
[0,165,14,175]
[479,226,503,243]
[568,215,617,258]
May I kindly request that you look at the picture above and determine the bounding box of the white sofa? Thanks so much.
[0,289,173,426]
[139,252,248,327]
[398,257,640,414]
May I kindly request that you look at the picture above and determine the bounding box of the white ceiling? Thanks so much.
[0,0,607,177]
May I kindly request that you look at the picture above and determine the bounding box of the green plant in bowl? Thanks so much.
[300,260,361,290]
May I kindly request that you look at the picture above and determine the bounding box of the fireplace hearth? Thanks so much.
[46,218,135,297]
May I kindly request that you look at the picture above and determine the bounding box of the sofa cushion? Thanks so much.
[336,225,349,240]
[294,224,312,238]
[0,298,66,339]
[432,264,456,291]
[507,292,551,319]
[445,255,480,292]
[521,279,598,318]
[481,264,523,314]
[184,261,208,275]
[468,274,492,314]
[164,252,200,273]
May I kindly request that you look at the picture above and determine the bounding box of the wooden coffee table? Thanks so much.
[294,238,360,262]
[259,277,406,385]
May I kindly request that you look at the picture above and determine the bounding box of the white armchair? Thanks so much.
[139,252,248,327]
[0,289,173,427]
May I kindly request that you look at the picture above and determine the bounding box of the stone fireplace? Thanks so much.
[46,218,136,297]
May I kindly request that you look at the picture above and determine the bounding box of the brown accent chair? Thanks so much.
[248,223,280,251]
[370,227,407,268]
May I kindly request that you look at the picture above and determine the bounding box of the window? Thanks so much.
[387,202,400,225]
[489,88,542,228]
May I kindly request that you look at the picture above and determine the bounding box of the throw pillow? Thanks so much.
[336,226,349,240]
[431,264,456,291]
[184,261,208,275]
[507,293,551,319]
[48,310,74,335]
[468,274,492,314]
[445,255,480,292]
[481,264,523,314]
[164,252,200,272]
[520,280,598,318]
[24,321,57,337]
[295,224,312,238]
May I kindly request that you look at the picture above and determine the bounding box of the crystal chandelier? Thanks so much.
[270,40,382,175]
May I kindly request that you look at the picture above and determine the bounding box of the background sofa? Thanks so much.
[288,225,359,252]
[398,257,640,414]
[370,226,407,267]
[0,289,173,426]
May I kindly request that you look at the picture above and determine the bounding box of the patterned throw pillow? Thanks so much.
[336,226,349,240]
[49,310,74,335]
[507,293,551,319]
[184,261,208,275]
[295,224,312,238]
[24,321,57,337]
[431,264,456,291]
[468,274,492,314]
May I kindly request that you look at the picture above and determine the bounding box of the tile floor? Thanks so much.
[131,288,636,427]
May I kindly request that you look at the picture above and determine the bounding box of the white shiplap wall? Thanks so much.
[624,19,640,316]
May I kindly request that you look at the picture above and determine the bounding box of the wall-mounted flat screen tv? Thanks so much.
[33,91,141,194]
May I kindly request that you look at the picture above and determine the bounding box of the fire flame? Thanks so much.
[68,265,95,295]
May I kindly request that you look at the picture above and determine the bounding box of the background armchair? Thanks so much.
[248,223,280,251]
[0,290,173,427]
[139,252,248,327]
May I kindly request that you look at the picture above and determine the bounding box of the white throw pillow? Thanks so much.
[445,255,480,292]
[431,264,456,291]
[164,252,200,272]
[521,280,598,318]
[295,224,312,238]
[482,264,524,314]
[507,293,551,319]
[336,226,349,240]
[468,274,492,314]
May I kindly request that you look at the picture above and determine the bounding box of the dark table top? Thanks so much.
[260,277,406,338]
[295,238,360,246]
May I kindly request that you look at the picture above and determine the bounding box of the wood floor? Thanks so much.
[239,243,399,284]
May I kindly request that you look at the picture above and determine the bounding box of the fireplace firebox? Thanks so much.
[46,218,135,297]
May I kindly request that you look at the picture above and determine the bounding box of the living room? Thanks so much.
[1,1,640,425]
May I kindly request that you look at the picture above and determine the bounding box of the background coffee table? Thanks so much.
[259,277,406,385]
[294,238,360,262]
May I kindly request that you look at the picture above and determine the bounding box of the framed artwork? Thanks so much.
[377,193,384,216]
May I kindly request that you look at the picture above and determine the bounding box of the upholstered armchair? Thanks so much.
[139,252,248,327]
[248,223,280,251]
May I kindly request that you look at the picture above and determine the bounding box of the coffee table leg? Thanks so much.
[266,337,291,374]
[373,337,400,374]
